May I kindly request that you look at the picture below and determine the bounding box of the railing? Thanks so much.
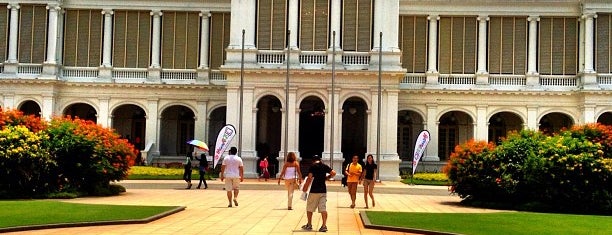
[540,75,578,86]
[401,73,427,84]
[160,69,197,80]
[62,67,99,78]
[299,51,327,65]
[210,70,226,82]
[489,74,527,86]
[18,63,43,74]
[257,50,285,64]
[439,74,476,85]
[597,74,612,85]
[112,68,148,79]
[342,52,370,65]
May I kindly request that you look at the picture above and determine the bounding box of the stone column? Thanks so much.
[582,13,598,89]
[476,105,488,141]
[41,94,55,120]
[194,100,208,145]
[526,16,540,87]
[145,98,160,163]
[4,4,19,73]
[3,94,15,109]
[98,97,110,128]
[229,0,255,49]
[527,105,538,130]
[99,9,113,79]
[423,104,439,161]
[379,89,400,181]
[426,15,439,85]
[582,104,596,124]
[149,10,162,82]
[42,4,60,76]
[476,15,489,85]
[288,0,298,49]
[329,0,341,50]
[197,11,210,84]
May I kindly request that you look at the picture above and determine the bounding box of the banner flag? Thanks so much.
[412,130,431,176]
[213,124,237,168]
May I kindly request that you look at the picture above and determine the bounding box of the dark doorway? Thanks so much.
[341,97,367,163]
[597,112,612,126]
[256,95,282,176]
[160,105,195,155]
[539,112,573,135]
[64,103,97,123]
[19,100,41,117]
[299,96,325,160]
[207,106,227,156]
[488,112,523,144]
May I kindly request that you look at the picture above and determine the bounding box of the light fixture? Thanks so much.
[272,106,280,113]
[349,107,357,115]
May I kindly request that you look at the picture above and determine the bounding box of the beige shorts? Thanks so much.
[306,193,327,212]
[363,179,374,187]
[224,177,240,191]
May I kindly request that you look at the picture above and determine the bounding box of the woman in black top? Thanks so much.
[361,154,377,208]
[183,153,193,189]
[195,153,208,189]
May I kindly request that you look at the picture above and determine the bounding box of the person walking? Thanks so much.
[345,155,363,208]
[362,154,377,208]
[183,152,193,189]
[195,153,209,189]
[277,152,302,210]
[258,156,270,181]
[220,147,244,207]
[301,155,336,232]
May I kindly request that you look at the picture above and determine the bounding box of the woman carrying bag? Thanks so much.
[278,152,302,210]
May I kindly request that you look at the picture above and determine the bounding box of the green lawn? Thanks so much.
[365,211,612,235]
[127,166,217,180]
[0,200,177,229]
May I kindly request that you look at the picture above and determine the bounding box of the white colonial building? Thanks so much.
[0,0,611,180]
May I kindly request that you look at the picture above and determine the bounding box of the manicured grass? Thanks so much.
[127,166,217,180]
[365,211,612,235]
[0,200,176,229]
[401,173,449,186]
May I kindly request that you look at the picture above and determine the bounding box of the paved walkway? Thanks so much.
[6,180,501,235]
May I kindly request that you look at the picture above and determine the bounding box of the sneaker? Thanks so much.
[319,226,328,232]
[301,224,312,231]
[233,199,239,206]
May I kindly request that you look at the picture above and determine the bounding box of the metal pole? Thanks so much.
[376,32,382,182]
[238,29,245,157]
[330,31,336,170]
[284,30,290,160]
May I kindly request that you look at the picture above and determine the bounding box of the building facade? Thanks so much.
[0,0,611,180]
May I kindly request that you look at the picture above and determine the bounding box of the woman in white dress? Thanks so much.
[278,152,302,210]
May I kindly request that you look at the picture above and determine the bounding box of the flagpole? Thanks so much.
[376,32,382,183]
[238,29,245,158]
[284,30,290,160]
[330,31,336,171]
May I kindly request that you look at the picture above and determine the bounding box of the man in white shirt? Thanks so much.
[220,147,244,207]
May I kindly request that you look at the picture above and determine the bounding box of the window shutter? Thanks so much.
[342,0,357,51]
[438,17,452,74]
[186,13,199,69]
[125,12,139,67]
[137,11,151,68]
[356,0,372,51]
[564,18,577,75]
[514,17,527,74]
[76,10,90,67]
[501,17,514,73]
[174,12,187,69]
[596,14,611,73]
[451,17,463,73]
[488,17,502,74]
[0,5,7,62]
[271,0,287,50]
[464,17,477,74]
[161,12,175,68]
[63,10,78,66]
[300,0,315,51]
[539,18,552,75]
[210,12,230,69]
[314,0,329,50]
[257,0,272,50]
[18,6,33,63]
[400,16,415,72]
[414,16,427,73]
[32,5,47,63]
[113,11,126,67]
[551,18,565,75]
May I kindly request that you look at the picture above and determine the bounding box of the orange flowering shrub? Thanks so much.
[0,108,47,132]
[44,117,136,194]
[443,140,498,200]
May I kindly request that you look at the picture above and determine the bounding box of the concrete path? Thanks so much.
[6,180,501,235]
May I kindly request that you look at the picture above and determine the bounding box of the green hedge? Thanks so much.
[445,124,612,214]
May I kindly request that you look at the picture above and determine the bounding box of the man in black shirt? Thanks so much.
[301,155,336,232]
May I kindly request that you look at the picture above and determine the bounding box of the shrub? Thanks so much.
[0,125,55,197]
[446,124,612,214]
[0,108,47,132]
[44,117,137,194]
